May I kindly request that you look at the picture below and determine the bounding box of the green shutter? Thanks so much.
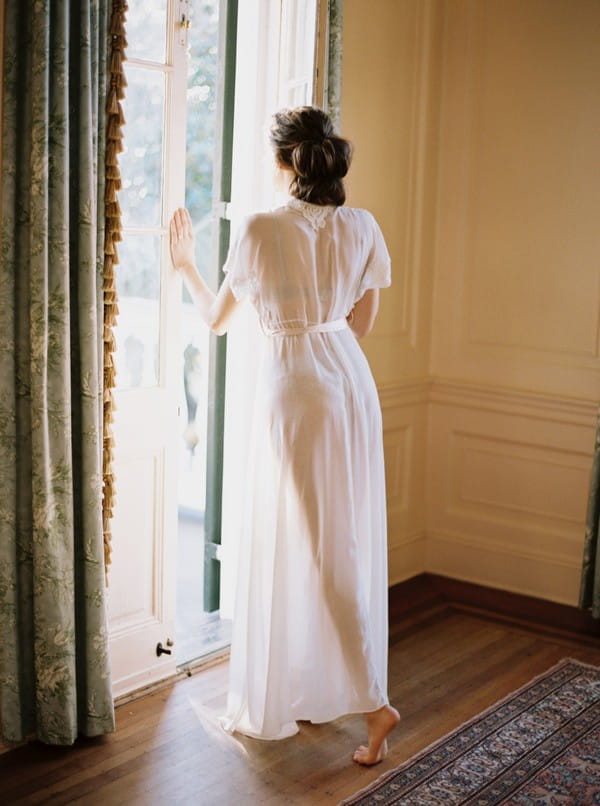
[203,0,238,612]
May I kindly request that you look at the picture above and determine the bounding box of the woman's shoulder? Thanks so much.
[334,205,382,234]
[338,205,378,221]
[236,203,380,235]
[232,210,274,240]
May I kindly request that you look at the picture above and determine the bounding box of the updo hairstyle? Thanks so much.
[269,106,352,206]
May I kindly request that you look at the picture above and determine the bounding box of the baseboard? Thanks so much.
[389,573,600,643]
[424,530,582,608]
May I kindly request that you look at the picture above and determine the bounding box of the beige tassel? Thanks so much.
[103,0,129,585]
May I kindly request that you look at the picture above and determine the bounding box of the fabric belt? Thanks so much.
[263,318,348,337]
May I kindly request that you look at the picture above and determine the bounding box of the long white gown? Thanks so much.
[220,197,392,740]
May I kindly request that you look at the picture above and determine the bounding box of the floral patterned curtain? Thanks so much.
[326,0,343,130]
[0,0,115,743]
[580,406,600,619]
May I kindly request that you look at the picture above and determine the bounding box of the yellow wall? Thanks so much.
[343,0,443,583]
[342,0,600,603]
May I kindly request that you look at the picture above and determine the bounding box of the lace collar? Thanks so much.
[286,197,336,231]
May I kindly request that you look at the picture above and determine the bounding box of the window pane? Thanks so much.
[185,0,220,281]
[114,235,162,388]
[178,303,209,513]
[279,0,316,107]
[120,67,165,228]
[294,2,316,78]
[290,83,309,107]
[125,0,167,63]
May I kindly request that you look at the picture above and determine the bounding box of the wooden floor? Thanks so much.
[3,576,600,805]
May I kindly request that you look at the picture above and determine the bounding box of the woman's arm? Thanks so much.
[170,207,241,336]
[347,288,380,339]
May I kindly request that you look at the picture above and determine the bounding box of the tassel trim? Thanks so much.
[102,0,129,585]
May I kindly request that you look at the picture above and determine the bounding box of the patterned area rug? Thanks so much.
[341,658,600,805]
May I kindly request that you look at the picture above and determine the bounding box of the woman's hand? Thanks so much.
[169,208,196,272]
[168,206,241,335]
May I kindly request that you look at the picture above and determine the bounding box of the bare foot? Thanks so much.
[353,704,400,766]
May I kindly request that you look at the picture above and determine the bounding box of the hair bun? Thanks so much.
[270,106,353,206]
[291,138,341,180]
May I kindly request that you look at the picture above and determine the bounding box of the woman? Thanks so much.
[169,106,399,765]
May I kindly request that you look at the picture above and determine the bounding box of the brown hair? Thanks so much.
[269,106,352,206]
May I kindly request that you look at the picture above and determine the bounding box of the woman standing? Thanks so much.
[170,107,399,765]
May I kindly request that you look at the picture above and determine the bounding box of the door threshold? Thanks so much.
[114,645,230,708]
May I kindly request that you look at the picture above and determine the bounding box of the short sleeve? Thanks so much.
[222,215,260,302]
[356,211,392,300]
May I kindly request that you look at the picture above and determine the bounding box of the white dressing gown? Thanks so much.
[220,198,392,740]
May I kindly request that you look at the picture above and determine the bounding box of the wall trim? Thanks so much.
[427,527,580,571]
[378,378,430,410]
[429,376,597,425]
[426,527,583,608]
[378,376,596,424]
[370,378,593,615]
[389,573,600,642]
[389,530,426,550]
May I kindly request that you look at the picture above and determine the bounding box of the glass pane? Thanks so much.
[120,67,165,228]
[295,2,316,78]
[114,235,161,388]
[290,83,309,107]
[185,1,220,281]
[177,303,209,513]
[280,0,316,107]
[125,0,167,63]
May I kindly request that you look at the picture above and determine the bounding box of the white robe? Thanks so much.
[220,198,392,740]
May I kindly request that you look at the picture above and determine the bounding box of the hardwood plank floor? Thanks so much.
[3,579,600,805]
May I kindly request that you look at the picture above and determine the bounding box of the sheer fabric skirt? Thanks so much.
[221,329,389,740]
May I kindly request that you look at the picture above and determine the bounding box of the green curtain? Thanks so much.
[326,0,343,130]
[580,406,600,619]
[0,0,115,744]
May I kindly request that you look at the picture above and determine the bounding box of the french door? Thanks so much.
[107,0,191,696]
[107,0,321,698]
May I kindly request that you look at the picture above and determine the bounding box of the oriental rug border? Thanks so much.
[341,657,600,805]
